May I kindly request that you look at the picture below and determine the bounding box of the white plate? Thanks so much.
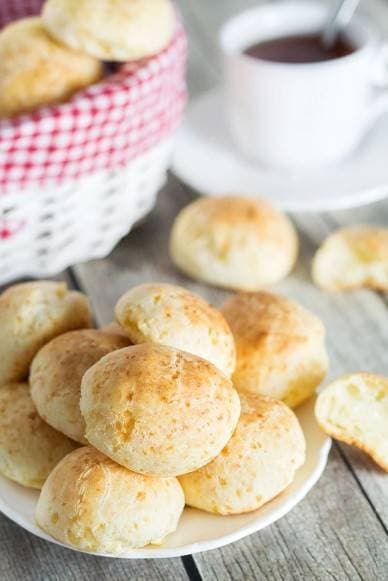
[172,89,388,212]
[0,397,330,559]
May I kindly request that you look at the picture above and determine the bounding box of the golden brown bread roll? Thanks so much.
[179,394,306,514]
[115,283,236,376]
[30,330,130,444]
[312,226,388,291]
[0,281,91,385]
[316,373,388,471]
[170,196,298,291]
[0,17,102,118]
[80,343,241,476]
[36,446,185,553]
[0,383,76,489]
[42,0,175,61]
[222,291,328,408]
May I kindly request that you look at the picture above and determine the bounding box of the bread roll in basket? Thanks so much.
[0,0,186,284]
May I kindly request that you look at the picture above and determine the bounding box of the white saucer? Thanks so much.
[0,397,330,558]
[172,89,388,212]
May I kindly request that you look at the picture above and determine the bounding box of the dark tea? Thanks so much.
[244,32,355,64]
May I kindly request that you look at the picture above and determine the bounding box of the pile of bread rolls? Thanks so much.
[0,196,387,555]
[0,278,319,554]
[0,0,175,117]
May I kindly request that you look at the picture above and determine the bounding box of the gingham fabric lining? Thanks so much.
[0,0,187,191]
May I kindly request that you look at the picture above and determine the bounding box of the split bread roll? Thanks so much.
[30,330,130,444]
[36,446,185,554]
[42,0,175,62]
[316,373,388,471]
[0,281,91,385]
[115,283,236,376]
[312,226,388,291]
[80,343,241,477]
[170,196,298,291]
[222,292,328,408]
[0,383,76,489]
[179,395,306,515]
[0,17,102,118]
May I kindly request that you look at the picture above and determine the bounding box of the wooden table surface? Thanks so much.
[1,1,388,579]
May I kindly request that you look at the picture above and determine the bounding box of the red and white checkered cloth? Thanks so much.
[0,0,187,192]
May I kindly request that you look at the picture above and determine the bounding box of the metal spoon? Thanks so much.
[321,0,361,49]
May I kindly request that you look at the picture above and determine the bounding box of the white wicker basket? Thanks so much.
[0,1,186,285]
[0,139,173,284]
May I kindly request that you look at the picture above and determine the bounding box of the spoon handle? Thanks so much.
[321,0,361,49]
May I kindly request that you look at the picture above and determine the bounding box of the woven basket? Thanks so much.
[0,0,186,284]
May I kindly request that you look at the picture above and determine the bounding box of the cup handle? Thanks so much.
[365,41,388,129]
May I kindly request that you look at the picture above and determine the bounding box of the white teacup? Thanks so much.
[220,1,388,169]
